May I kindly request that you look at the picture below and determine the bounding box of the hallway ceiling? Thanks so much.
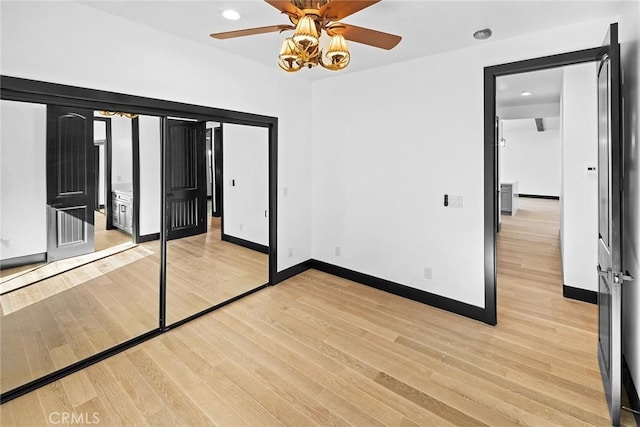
[79,0,624,80]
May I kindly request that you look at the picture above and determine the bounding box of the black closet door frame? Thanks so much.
[0,75,279,403]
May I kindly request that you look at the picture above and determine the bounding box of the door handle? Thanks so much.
[597,265,634,284]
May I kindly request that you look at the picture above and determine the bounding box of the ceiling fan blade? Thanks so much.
[210,24,293,40]
[264,0,302,18]
[327,24,401,50]
[319,0,380,21]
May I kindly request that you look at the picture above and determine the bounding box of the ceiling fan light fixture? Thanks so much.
[98,110,138,119]
[210,0,401,74]
[278,37,303,72]
[325,34,349,59]
[320,34,350,70]
[293,15,319,48]
[279,37,298,60]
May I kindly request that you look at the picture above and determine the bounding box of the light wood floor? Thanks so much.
[0,199,635,425]
[0,216,268,394]
[0,211,131,282]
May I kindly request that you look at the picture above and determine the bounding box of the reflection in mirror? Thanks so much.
[93,119,107,214]
[0,101,159,393]
[166,121,269,325]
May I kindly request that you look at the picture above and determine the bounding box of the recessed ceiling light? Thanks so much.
[473,28,492,40]
[222,9,241,20]
[521,91,532,96]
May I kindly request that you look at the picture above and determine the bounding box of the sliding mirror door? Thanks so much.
[0,101,160,394]
[166,121,269,325]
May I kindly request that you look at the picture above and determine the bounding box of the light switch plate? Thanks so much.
[449,195,463,208]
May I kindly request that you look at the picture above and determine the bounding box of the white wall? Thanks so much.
[0,100,47,260]
[560,63,599,292]
[0,1,312,271]
[110,115,133,191]
[619,0,640,402]
[138,115,161,236]
[223,124,269,246]
[311,17,619,308]
[500,119,561,197]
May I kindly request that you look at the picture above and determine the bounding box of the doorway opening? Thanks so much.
[483,45,607,324]
[496,63,598,309]
[484,23,628,426]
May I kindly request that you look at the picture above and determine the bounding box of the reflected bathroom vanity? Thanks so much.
[112,186,133,234]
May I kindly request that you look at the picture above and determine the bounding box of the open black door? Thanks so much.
[166,119,207,240]
[46,106,95,261]
[596,23,632,427]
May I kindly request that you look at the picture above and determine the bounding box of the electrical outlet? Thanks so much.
[424,267,432,280]
[288,247,293,257]
[283,187,289,197]
[335,246,341,256]
[239,223,243,231]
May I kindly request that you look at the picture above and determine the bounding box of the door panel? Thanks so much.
[166,119,207,240]
[597,23,623,427]
[46,106,95,261]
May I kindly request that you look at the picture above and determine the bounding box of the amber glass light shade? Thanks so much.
[325,34,349,62]
[292,15,319,48]
[278,37,302,72]
[279,37,298,60]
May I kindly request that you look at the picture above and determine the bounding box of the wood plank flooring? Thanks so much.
[0,217,268,394]
[0,211,131,283]
[0,199,635,425]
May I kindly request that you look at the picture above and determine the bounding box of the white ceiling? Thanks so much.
[78,0,624,80]
[496,67,564,118]
[497,67,564,108]
[503,116,560,131]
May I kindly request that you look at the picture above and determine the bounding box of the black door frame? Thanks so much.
[93,144,100,210]
[484,46,608,325]
[213,126,222,218]
[93,116,113,229]
[0,75,278,402]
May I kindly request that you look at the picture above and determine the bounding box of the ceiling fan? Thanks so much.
[209,0,402,72]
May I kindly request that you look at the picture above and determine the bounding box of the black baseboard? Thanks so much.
[563,284,597,304]
[519,194,560,200]
[274,261,312,284]
[308,259,487,323]
[137,232,160,243]
[623,356,640,424]
[221,233,269,254]
[0,252,46,270]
